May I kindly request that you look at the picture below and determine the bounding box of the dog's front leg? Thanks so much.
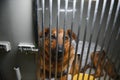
[80,64,92,73]
[36,56,45,80]
[92,65,104,78]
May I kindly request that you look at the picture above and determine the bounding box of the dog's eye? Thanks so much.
[51,35,56,39]
[65,36,69,40]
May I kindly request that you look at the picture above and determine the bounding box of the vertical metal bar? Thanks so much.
[55,0,60,79]
[83,0,106,79]
[75,25,84,80]
[92,0,107,56]
[36,0,41,79]
[100,1,120,80]
[114,50,120,65]
[109,51,120,80]
[112,28,120,63]
[87,0,92,21]
[111,29,120,64]
[81,19,88,80]
[96,0,114,79]
[111,41,120,80]
[92,0,100,29]
[110,0,120,36]
[105,26,120,80]
[49,0,52,79]
[72,25,81,80]
[84,0,107,79]
[60,0,68,79]
[103,27,119,80]
[81,0,93,79]
[80,0,84,24]
[86,0,112,79]
[34,0,39,48]
[94,0,120,80]
[66,0,76,80]
[104,0,115,35]
[76,0,85,80]
[116,26,120,40]
[41,0,45,79]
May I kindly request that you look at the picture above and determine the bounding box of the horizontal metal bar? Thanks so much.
[60,9,77,12]
[37,8,48,11]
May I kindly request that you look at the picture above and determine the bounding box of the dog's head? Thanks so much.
[39,28,76,62]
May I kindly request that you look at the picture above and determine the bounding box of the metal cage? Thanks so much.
[36,0,120,80]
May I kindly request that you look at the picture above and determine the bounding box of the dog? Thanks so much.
[90,50,119,79]
[80,50,119,79]
[37,28,79,80]
[37,28,119,80]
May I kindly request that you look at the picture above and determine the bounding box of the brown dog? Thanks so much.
[90,50,119,79]
[37,28,79,80]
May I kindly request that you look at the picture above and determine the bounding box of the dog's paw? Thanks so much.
[91,73,104,78]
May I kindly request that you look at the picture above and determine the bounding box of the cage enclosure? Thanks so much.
[35,0,120,80]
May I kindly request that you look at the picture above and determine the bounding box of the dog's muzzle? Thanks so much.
[51,45,64,61]
[58,45,63,58]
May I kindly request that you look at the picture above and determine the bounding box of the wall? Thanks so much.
[0,0,36,80]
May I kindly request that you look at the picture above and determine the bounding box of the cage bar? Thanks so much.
[60,0,68,79]
[41,0,45,79]
[91,0,115,79]
[96,1,114,80]
[76,0,85,80]
[66,0,77,80]
[99,0,120,79]
[106,27,120,80]
[81,0,94,79]
[55,0,60,79]
[86,0,107,79]
[116,26,120,40]
[36,0,120,80]
[48,0,53,79]
[86,0,106,79]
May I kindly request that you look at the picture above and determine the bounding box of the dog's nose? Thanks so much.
[58,45,63,53]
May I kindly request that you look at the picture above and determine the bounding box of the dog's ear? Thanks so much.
[101,50,106,59]
[39,28,49,38]
[102,50,106,54]
[67,29,77,40]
